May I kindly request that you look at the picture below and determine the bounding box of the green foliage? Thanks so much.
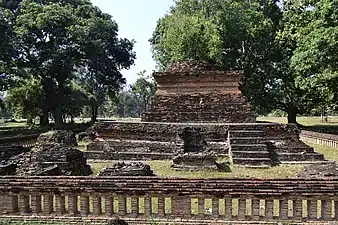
[114,87,139,118]
[5,78,42,124]
[150,0,338,123]
[1,0,135,125]
[151,13,222,69]
[131,70,156,115]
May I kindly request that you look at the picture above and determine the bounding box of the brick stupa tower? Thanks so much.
[142,61,255,123]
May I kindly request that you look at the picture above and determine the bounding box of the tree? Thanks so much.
[5,78,43,125]
[288,0,338,119]
[2,0,135,126]
[131,70,156,116]
[114,87,139,118]
[0,2,18,91]
[150,13,222,69]
[150,0,333,123]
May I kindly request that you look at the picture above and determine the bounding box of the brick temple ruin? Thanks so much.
[88,61,327,167]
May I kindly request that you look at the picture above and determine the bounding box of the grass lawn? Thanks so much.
[307,142,338,162]
[90,160,303,178]
[257,116,338,125]
[258,116,338,134]
[88,141,338,179]
[77,140,89,151]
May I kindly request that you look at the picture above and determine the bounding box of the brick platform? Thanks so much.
[90,121,327,166]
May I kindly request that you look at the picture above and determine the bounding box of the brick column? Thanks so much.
[279,199,289,220]
[105,195,114,216]
[31,194,42,215]
[93,194,102,216]
[80,195,89,216]
[265,199,274,220]
[172,196,190,218]
[0,194,4,213]
[335,200,338,220]
[238,199,246,220]
[252,199,260,220]
[19,194,30,214]
[321,199,332,220]
[224,198,232,219]
[197,197,204,218]
[293,199,302,220]
[158,197,165,217]
[144,196,152,216]
[67,193,78,215]
[10,194,19,213]
[118,195,127,216]
[131,196,139,216]
[308,199,317,220]
[43,193,53,215]
[212,198,219,218]
[55,194,66,215]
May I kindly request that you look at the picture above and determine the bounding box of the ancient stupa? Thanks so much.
[142,60,255,123]
[90,60,327,167]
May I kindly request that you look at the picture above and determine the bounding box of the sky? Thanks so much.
[91,0,175,84]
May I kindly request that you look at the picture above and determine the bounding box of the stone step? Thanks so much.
[275,146,315,153]
[276,152,325,161]
[231,151,270,158]
[231,144,268,152]
[229,130,264,137]
[230,137,266,145]
[279,160,333,165]
[232,157,272,166]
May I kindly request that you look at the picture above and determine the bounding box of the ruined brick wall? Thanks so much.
[0,177,338,224]
[141,65,256,123]
[94,121,230,142]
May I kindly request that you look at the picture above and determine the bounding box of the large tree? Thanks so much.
[150,0,333,123]
[131,70,156,116]
[2,0,135,125]
[288,0,338,117]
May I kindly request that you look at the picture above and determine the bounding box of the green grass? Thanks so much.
[257,116,338,126]
[307,142,338,162]
[148,161,304,179]
[90,162,115,175]
[87,140,338,179]
[77,140,89,151]
[89,160,304,178]
[257,116,338,134]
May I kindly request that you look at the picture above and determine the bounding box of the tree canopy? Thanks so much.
[150,0,338,123]
[1,0,136,125]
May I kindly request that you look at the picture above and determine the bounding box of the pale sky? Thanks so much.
[91,0,174,84]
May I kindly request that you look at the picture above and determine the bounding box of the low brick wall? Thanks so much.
[0,177,338,224]
[0,134,39,148]
[0,124,91,149]
[301,130,338,148]
[84,151,173,160]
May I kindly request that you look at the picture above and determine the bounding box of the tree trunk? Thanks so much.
[54,106,63,126]
[91,106,99,123]
[287,105,297,124]
[39,107,49,127]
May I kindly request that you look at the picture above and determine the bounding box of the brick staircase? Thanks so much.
[228,126,328,167]
[229,129,272,167]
